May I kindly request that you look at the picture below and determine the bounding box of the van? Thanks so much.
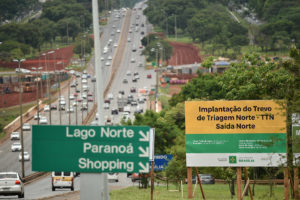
[51,172,74,191]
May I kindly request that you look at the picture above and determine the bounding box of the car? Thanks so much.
[76,98,82,102]
[51,104,57,110]
[87,93,93,97]
[113,43,118,48]
[72,102,77,107]
[199,174,215,184]
[88,98,93,102]
[131,58,135,63]
[69,95,75,100]
[51,172,74,191]
[122,112,130,122]
[104,99,111,104]
[119,90,125,95]
[105,61,110,66]
[138,62,143,67]
[0,172,24,198]
[70,82,76,87]
[90,120,99,126]
[66,106,74,113]
[44,105,50,112]
[134,74,140,80]
[111,109,118,115]
[108,55,112,60]
[18,152,30,161]
[111,31,115,36]
[82,85,89,92]
[82,93,87,99]
[91,77,96,82]
[22,123,30,131]
[127,37,131,42]
[76,88,80,93]
[107,93,113,100]
[10,132,20,140]
[11,142,22,152]
[101,57,105,61]
[39,116,48,124]
[132,77,137,82]
[59,105,65,111]
[83,70,87,74]
[141,31,144,35]
[123,78,128,83]
[147,73,152,78]
[76,73,81,78]
[103,103,110,109]
[34,113,42,120]
[82,74,87,79]
[138,97,145,104]
[130,87,136,93]
[131,173,141,182]
[81,104,88,111]
[59,100,66,106]
[108,173,119,182]
[131,101,138,106]
[73,93,79,97]
[81,79,87,84]
[116,29,120,33]
[126,70,131,76]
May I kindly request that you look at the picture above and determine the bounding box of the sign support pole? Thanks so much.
[195,168,205,199]
[150,160,154,200]
[187,167,193,199]
[237,167,242,200]
[243,167,253,200]
[284,167,289,200]
[294,168,299,199]
[79,0,108,199]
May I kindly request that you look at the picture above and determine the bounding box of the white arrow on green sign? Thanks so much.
[32,125,150,173]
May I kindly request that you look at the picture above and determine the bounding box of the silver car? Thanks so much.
[39,117,48,125]
[0,172,24,198]
[22,123,30,131]
[18,152,30,161]
[10,132,20,140]
[11,142,22,152]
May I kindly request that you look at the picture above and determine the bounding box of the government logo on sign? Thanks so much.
[229,156,237,164]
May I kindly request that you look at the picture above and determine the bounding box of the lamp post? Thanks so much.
[47,51,55,125]
[32,67,42,124]
[13,58,26,178]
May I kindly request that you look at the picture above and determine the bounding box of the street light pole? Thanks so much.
[13,58,26,178]
[47,51,55,125]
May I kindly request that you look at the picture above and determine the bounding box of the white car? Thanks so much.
[116,29,120,33]
[122,112,130,122]
[82,93,87,99]
[73,101,77,107]
[107,93,114,100]
[0,172,24,198]
[59,100,66,106]
[108,173,119,182]
[101,57,105,61]
[44,105,50,112]
[108,55,112,60]
[81,79,87,84]
[127,37,131,42]
[113,43,118,48]
[131,58,135,63]
[126,70,131,76]
[66,106,74,113]
[69,95,75,100]
[39,117,48,124]
[18,152,30,161]
[10,132,20,140]
[103,103,110,109]
[105,61,110,66]
[11,142,22,152]
[22,123,31,131]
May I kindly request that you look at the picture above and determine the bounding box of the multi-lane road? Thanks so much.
[1,1,154,199]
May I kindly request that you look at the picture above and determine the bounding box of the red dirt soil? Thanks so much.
[0,46,74,72]
[167,42,202,66]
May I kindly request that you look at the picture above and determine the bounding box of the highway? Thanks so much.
[0,1,154,199]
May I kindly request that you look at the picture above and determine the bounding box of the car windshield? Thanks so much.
[201,176,212,179]
[54,172,62,176]
[0,173,17,179]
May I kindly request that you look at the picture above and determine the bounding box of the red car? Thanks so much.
[147,74,152,79]
[76,98,82,102]
[73,93,78,97]
[88,98,93,102]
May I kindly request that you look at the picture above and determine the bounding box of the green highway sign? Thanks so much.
[32,125,150,173]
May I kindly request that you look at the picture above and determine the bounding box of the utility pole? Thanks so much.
[13,58,26,178]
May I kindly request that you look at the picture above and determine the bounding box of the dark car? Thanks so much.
[111,109,118,115]
[119,90,125,95]
[130,87,136,93]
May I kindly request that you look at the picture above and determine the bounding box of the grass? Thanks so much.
[0,103,36,139]
[110,183,285,200]
[167,36,193,44]
[0,66,15,72]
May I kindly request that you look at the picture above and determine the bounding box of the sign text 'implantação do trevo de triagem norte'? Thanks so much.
[185,100,286,167]
[32,125,150,173]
